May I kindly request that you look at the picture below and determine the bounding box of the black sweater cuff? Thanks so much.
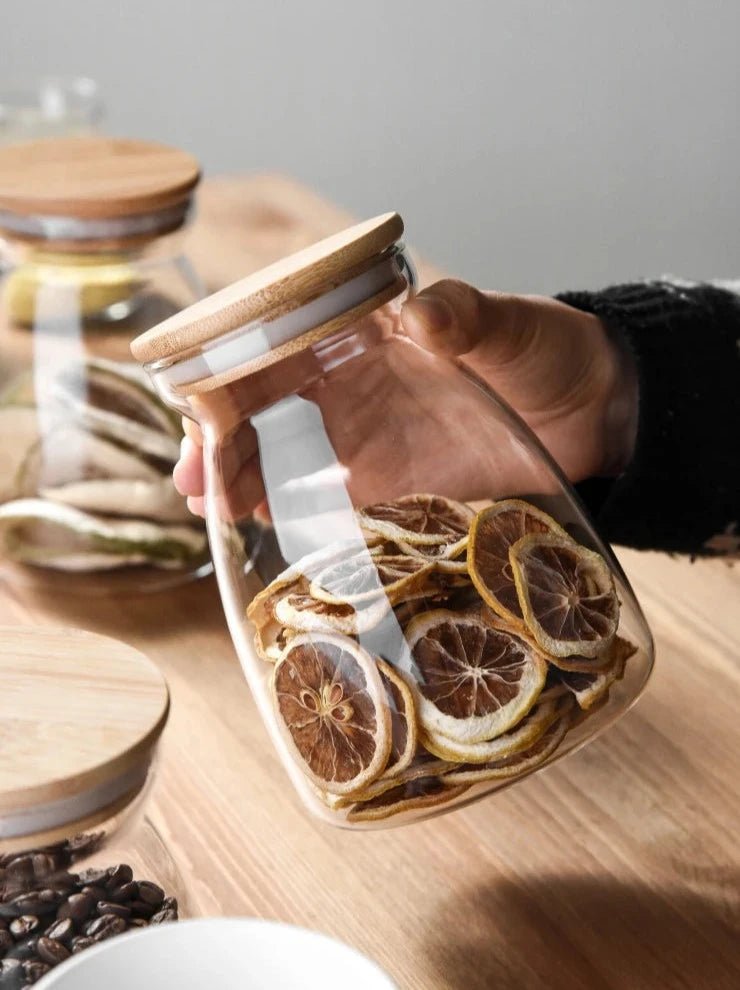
[556,281,739,557]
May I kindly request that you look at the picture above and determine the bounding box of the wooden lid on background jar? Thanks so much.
[130,212,405,370]
[0,137,200,247]
[0,625,169,851]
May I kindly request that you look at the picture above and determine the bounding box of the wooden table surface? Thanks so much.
[2,176,739,990]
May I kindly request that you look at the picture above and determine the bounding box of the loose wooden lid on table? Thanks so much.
[130,212,405,369]
[0,625,169,850]
[0,137,200,246]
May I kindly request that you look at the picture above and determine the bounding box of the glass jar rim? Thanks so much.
[148,246,413,394]
[0,197,194,249]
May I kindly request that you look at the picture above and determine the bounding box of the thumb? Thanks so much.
[400,279,534,367]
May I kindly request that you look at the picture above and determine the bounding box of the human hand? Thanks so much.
[173,280,637,518]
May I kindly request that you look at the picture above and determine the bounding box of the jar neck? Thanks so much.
[149,243,416,399]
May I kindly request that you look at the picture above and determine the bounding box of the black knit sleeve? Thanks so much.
[555,280,739,557]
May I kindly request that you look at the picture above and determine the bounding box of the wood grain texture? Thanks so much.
[0,176,737,989]
[130,211,403,364]
[0,137,200,218]
[0,625,168,810]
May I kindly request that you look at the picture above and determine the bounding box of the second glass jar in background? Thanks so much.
[0,137,209,593]
[132,213,654,829]
[0,626,188,987]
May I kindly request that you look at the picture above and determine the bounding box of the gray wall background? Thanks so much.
[6,0,739,292]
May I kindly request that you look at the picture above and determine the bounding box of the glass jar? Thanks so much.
[0,137,209,594]
[0,78,102,147]
[132,213,655,830]
[0,625,187,987]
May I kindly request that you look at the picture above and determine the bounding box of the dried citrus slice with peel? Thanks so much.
[323,750,453,810]
[376,658,418,779]
[309,554,434,606]
[272,633,392,795]
[468,499,570,626]
[557,635,636,709]
[248,573,308,661]
[510,533,619,658]
[420,695,559,764]
[442,702,572,785]
[359,494,474,547]
[275,592,389,636]
[396,536,469,563]
[346,775,469,823]
[405,609,547,744]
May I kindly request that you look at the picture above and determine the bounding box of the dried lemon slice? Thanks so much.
[346,775,469,823]
[377,658,418,779]
[510,533,619,658]
[557,635,636,709]
[420,695,560,764]
[442,702,572,785]
[468,499,570,626]
[309,553,434,606]
[272,633,392,795]
[359,494,474,547]
[275,592,390,636]
[396,536,469,564]
[405,609,547,744]
[323,750,453,810]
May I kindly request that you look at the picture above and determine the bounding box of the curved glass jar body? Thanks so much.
[0,227,209,594]
[148,243,654,830]
[0,779,188,986]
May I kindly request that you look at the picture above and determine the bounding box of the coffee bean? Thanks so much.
[0,933,11,954]
[31,855,57,880]
[80,885,107,903]
[0,958,23,989]
[6,937,37,962]
[85,914,126,940]
[4,861,32,885]
[8,916,38,939]
[128,918,148,928]
[36,937,70,965]
[43,918,74,944]
[128,900,155,919]
[0,921,7,932]
[109,881,138,904]
[76,867,109,886]
[136,881,164,907]
[57,893,93,923]
[70,936,95,954]
[96,901,131,920]
[6,895,44,918]
[150,908,177,925]
[22,960,51,984]
[105,865,132,890]
[162,896,178,913]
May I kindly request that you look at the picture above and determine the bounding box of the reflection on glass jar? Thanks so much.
[0,626,187,986]
[133,213,655,830]
[0,137,209,593]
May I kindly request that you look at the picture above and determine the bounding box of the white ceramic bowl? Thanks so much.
[35,918,397,990]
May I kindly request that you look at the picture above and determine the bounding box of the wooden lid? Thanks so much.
[0,137,200,220]
[131,212,404,365]
[0,626,169,842]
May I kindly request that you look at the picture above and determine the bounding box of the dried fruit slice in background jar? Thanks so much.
[467,499,570,627]
[271,634,392,795]
[509,532,619,658]
[405,609,547,744]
